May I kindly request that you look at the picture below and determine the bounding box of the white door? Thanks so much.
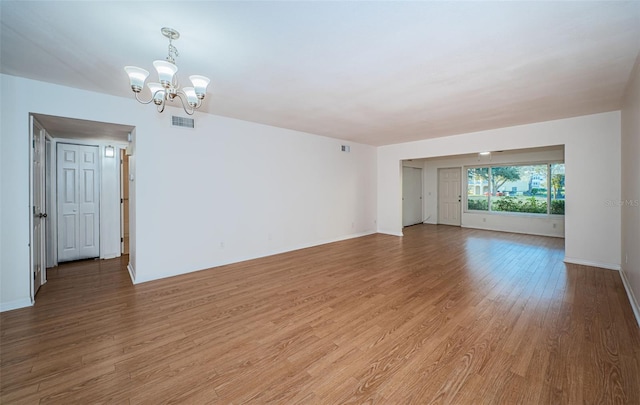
[57,143,100,262]
[438,168,462,226]
[402,166,423,227]
[30,117,46,296]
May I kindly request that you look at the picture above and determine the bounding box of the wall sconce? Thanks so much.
[105,145,115,158]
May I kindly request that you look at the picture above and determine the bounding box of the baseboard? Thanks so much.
[563,257,621,271]
[133,230,378,284]
[277,231,377,254]
[619,268,640,328]
[0,297,33,313]
[127,262,136,283]
[462,224,564,239]
[378,229,404,237]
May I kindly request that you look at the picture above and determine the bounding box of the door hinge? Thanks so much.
[32,139,35,149]
[121,198,124,204]
[121,237,124,242]
[33,272,36,280]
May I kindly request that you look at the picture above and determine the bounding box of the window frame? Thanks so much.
[464,161,565,216]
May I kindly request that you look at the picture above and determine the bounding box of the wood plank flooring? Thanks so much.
[1,224,639,404]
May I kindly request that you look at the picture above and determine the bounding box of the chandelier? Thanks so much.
[124,27,210,115]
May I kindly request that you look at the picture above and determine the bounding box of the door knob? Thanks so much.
[38,213,47,218]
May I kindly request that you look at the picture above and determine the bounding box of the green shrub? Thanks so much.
[492,196,547,214]
[551,199,565,215]
[468,199,488,211]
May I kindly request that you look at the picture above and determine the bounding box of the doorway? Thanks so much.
[438,167,462,226]
[28,113,135,303]
[402,166,423,227]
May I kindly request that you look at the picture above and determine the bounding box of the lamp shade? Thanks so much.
[189,75,210,99]
[124,66,149,92]
[147,82,165,105]
[183,87,198,106]
[153,60,178,88]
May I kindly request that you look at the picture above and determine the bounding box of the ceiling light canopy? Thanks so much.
[124,27,210,115]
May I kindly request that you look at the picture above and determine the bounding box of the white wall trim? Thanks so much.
[132,231,376,284]
[619,268,640,327]
[378,230,404,237]
[462,224,564,239]
[280,231,377,255]
[127,262,136,283]
[0,298,33,313]
[563,257,621,271]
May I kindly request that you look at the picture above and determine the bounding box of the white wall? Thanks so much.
[620,58,640,324]
[378,112,621,269]
[134,110,377,282]
[418,148,565,237]
[0,74,377,310]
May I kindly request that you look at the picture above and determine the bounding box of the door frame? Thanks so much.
[45,133,57,268]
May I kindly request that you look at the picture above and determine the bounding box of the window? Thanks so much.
[467,167,489,211]
[466,163,564,215]
[550,163,565,214]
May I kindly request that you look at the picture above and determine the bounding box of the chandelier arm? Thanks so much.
[134,92,155,105]
[157,100,166,113]
[174,92,195,116]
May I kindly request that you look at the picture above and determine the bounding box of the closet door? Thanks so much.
[57,143,100,262]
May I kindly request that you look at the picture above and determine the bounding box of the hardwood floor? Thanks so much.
[1,225,639,404]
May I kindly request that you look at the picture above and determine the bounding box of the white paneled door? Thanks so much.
[57,143,100,262]
[438,167,462,226]
[402,166,423,227]
[31,117,46,296]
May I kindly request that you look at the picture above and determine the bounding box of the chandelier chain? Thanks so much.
[167,41,179,64]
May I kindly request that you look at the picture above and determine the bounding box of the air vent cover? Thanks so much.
[172,116,195,129]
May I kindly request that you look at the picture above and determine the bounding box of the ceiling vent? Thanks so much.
[172,115,195,129]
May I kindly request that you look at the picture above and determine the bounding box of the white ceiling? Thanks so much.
[2,1,639,146]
